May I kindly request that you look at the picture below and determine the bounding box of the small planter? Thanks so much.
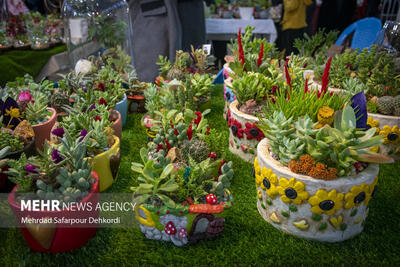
[141,114,158,140]
[91,136,120,192]
[127,94,146,114]
[228,100,264,162]
[0,138,36,192]
[8,172,99,253]
[114,93,128,126]
[368,112,400,161]
[111,110,122,141]
[222,10,234,18]
[239,7,254,20]
[255,138,379,242]
[135,194,233,246]
[32,108,57,151]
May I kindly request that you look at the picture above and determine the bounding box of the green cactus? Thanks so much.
[24,91,50,125]
[180,139,210,163]
[393,95,400,116]
[377,96,395,115]
[50,92,70,113]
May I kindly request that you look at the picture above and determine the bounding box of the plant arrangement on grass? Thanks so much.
[255,98,394,242]
[6,131,99,252]
[132,109,234,246]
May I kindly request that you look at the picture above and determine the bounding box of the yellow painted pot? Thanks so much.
[90,136,121,192]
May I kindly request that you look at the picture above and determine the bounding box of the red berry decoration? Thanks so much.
[206,194,218,205]
[165,221,177,235]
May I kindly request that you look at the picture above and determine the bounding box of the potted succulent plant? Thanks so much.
[53,106,120,192]
[235,0,255,19]
[254,101,393,242]
[7,131,99,252]
[132,109,234,246]
[0,22,12,50]
[255,0,272,19]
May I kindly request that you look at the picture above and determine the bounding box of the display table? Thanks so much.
[0,45,67,86]
[206,18,277,43]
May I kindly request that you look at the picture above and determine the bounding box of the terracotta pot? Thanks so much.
[114,94,128,126]
[255,138,379,242]
[32,108,57,151]
[91,136,120,192]
[111,110,122,141]
[368,112,400,161]
[8,172,99,253]
[0,138,36,192]
[228,100,264,162]
[136,194,233,246]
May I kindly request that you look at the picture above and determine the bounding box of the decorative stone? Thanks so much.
[228,100,260,162]
[262,178,271,189]
[261,203,266,209]
[285,188,298,199]
[293,220,309,229]
[340,223,347,231]
[13,120,34,140]
[289,205,297,212]
[166,147,178,163]
[270,212,281,224]
[354,192,366,204]
[256,138,379,242]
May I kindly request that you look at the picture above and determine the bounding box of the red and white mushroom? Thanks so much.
[164,221,177,235]
[206,194,218,205]
[178,228,187,239]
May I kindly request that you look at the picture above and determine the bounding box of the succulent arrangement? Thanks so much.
[293,29,338,59]
[261,106,393,179]
[6,131,95,203]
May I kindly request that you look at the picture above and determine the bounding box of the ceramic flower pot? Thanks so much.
[228,100,264,162]
[114,94,128,126]
[135,195,233,246]
[239,7,254,19]
[91,136,120,192]
[32,108,57,151]
[0,138,36,193]
[127,94,146,113]
[367,113,400,161]
[255,138,379,242]
[8,172,99,253]
[111,110,122,141]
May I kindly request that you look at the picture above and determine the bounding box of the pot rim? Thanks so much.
[8,171,99,213]
[116,93,127,105]
[111,110,121,125]
[93,135,120,159]
[229,100,260,122]
[31,107,57,128]
[368,112,400,120]
[257,138,378,183]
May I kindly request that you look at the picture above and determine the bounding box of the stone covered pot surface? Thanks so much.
[255,138,379,242]
[368,112,400,161]
[135,196,233,246]
[228,100,264,162]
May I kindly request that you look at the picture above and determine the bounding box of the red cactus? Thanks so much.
[321,56,332,94]
[187,123,193,140]
[238,28,245,66]
[257,42,264,67]
[284,58,291,89]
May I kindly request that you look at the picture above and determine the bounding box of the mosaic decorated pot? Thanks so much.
[255,138,379,242]
[367,113,400,161]
[228,100,264,162]
[8,172,99,253]
[135,194,233,246]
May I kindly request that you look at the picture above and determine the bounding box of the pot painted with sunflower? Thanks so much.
[367,113,400,161]
[255,138,379,242]
[228,100,265,162]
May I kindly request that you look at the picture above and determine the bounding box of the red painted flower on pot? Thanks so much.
[244,122,265,141]
[227,109,232,126]
[230,119,244,139]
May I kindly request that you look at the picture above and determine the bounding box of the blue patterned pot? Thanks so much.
[114,93,128,126]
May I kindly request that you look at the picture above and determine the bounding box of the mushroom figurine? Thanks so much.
[206,194,218,205]
[178,228,187,239]
[164,221,177,235]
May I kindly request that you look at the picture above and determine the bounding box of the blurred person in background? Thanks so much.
[281,0,312,56]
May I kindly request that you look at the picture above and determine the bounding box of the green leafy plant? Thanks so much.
[293,29,338,58]
[24,91,50,125]
[88,16,127,48]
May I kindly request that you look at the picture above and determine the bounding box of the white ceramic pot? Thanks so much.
[239,7,253,20]
[228,100,264,162]
[368,112,400,161]
[255,138,379,242]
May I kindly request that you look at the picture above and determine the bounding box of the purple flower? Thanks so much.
[110,80,115,84]
[90,104,96,111]
[79,129,88,141]
[51,149,63,163]
[81,85,87,93]
[18,91,33,103]
[51,127,65,138]
[25,164,38,173]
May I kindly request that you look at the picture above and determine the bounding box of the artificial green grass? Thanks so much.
[0,85,399,266]
[0,45,66,87]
